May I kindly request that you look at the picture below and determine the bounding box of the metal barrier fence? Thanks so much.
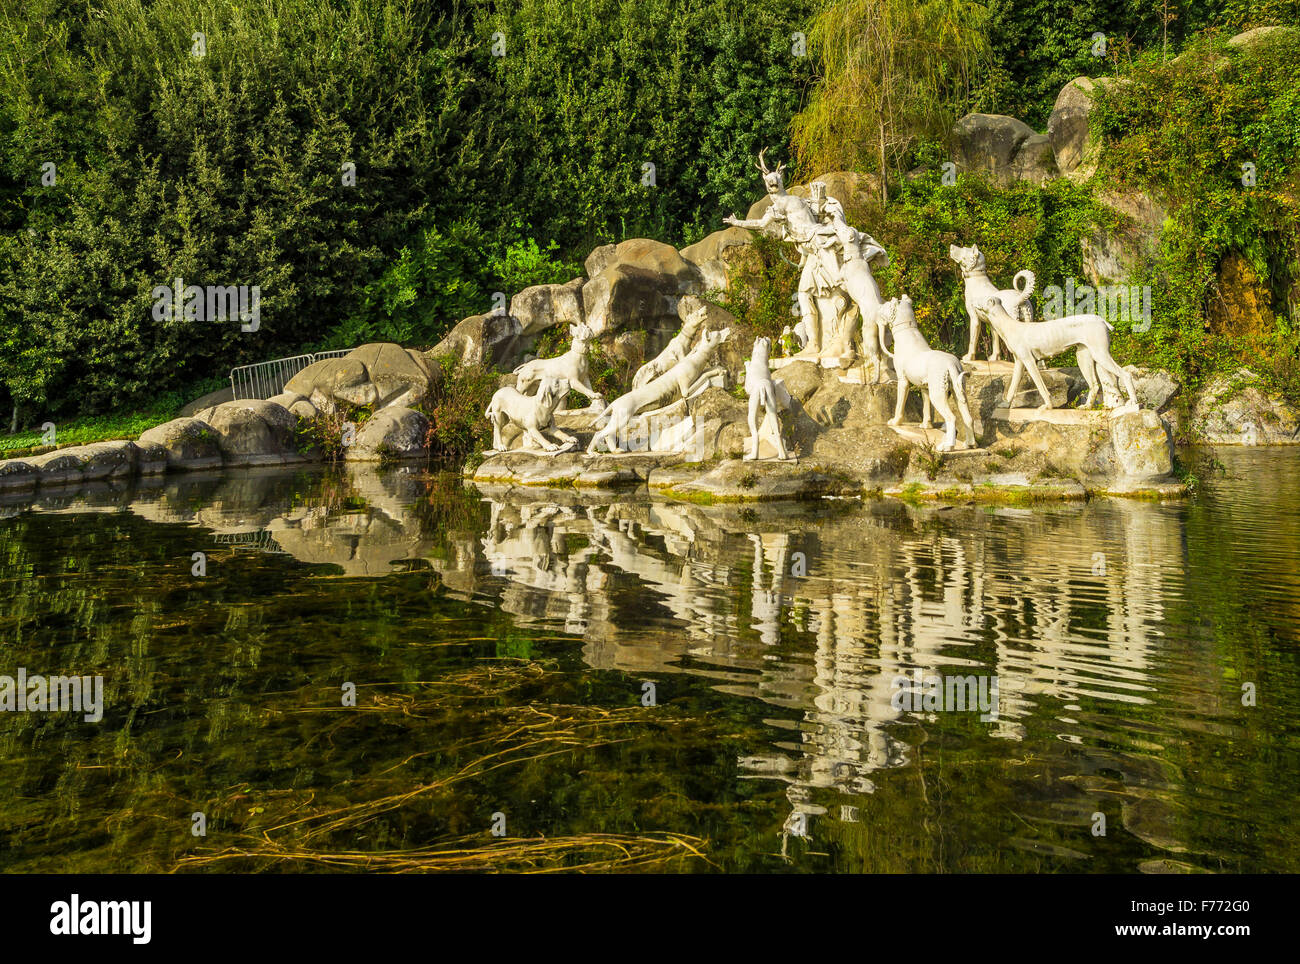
[229,350,354,400]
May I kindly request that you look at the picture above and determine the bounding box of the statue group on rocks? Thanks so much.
[486,149,1145,462]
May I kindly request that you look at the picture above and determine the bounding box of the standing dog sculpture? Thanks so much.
[587,327,730,454]
[743,336,792,460]
[485,375,577,453]
[982,296,1139,412]
[513,323,604,412]
[878,295,976,452]
[949,243,1035,363]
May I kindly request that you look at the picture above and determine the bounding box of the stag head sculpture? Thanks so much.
[756,148,787,195]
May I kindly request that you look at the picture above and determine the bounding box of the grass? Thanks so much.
[0,407,180,457]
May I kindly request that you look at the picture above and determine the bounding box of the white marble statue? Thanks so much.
[949,243,1036,363]
[982,296,1139,413]
[513,322,604,412]
[587,327,730,454]
[485,375,578,453]
[723,154,888,375]
[879,295,977,452]
[632,302,707,390]
[744,336,793,460]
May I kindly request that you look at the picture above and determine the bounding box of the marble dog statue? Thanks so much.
[485,375,578,453]
[513,322,603,412]
[949,243,1035,363]
[982,296,1139,412]
[743,336,792,460]
[587,327,730,454]
[632,302,707,390]
[879,295,976,452]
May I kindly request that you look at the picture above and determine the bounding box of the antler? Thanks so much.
[756,148,770,175]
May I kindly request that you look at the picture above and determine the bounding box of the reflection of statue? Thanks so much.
[587,327,730,454]
[879,296,976,452]
[744,337,792,461]
[513,323,604,412]
[485,375,578,453]
[632,302,707,390]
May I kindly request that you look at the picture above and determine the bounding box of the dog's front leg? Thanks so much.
[889,375,910,425]
[1024,355,1056,410]
[745,396,761,460]
[1005,358,1024,405]
[963,305,980,362]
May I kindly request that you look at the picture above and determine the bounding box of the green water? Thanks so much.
[1,449,1297,873]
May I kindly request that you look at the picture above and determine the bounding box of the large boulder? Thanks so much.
[201,400,304,466]
[138,417,224,469]
[951,114,1041,186]
[1189,369,1300,444]
[509,278,585,336]
[344,406,431,462]
[285,343,438,413]
[581,239,704,339]
[1049,76,1129,177]
[179,385,234,417]
[1010,133,1059,185]
[346,343,437,408]
[679,227,756,292]
[426,312,524,371]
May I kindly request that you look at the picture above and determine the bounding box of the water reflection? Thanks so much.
[4,447,1298,871]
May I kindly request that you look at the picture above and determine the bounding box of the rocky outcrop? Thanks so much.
[1081,189,1167,286]
[426,312,524,370]
[193,399,307,467]
[138,417,224,469]
[679,227,755,292]
[468,361,1185,501]
[581,238,703,338]
[286,343,438,412]
[345,406,431,462]
[509,278,585,336]
[951,114,1052,187]
[1189,369,1300,444]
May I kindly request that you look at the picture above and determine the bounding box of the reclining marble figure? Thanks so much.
[631,301,708,390]
[485,375,578,453]
[744,336,793,460]
[982,296,1139,413]
[587,327,731,454]
[879,295,976,452]
[949,243,1035,363]
[513,322,604,412]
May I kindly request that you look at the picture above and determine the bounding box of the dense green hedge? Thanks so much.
[0,0,814,422]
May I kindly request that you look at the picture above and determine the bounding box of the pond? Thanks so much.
[1,448,1297,873]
